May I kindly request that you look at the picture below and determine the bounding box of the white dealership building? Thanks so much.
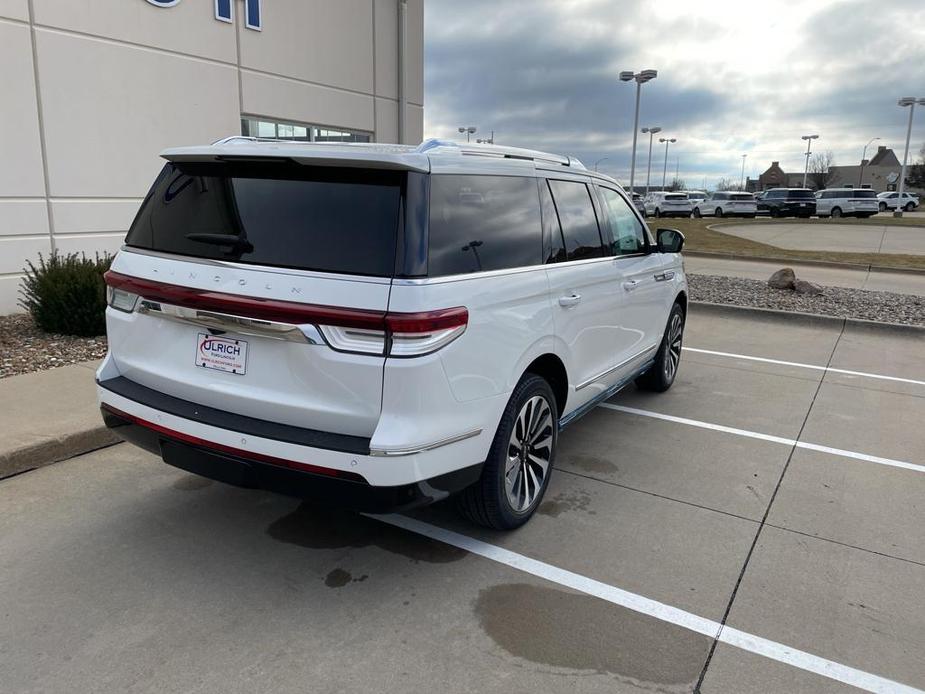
[0,0,424,312]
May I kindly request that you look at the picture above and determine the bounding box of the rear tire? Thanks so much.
[879,202,888,213]
[831,207,842,218]
[692,207,702,218]
[715,207,724,218]
[457,374,557,530]
[635,303,685,393]
[905,202,915,212]
[654,208,662,218]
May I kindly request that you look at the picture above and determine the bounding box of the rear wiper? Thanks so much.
[185,233,253,254]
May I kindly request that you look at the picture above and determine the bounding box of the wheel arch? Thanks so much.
[675,289,688,315]
[523,353,568,419]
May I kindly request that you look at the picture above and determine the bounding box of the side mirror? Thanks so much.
[656,228,684,253]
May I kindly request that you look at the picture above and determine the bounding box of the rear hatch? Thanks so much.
[728,193,755,208]
[105,158,410,438]
[663,193,691,207]
[847,190,879,210]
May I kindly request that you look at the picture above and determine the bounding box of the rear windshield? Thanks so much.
[665,194,688,200]
[851,190,877,198]
[788,190,814,199]
[730,193,754,200]
[125,162,403,277]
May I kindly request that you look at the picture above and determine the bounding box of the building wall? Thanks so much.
[0,0,423,313]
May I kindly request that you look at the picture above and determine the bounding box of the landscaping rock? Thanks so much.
[767,268,796,289]
[793,279,824,295]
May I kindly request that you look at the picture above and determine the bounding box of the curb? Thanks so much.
[690,301,925,336]
[0,427,120,480]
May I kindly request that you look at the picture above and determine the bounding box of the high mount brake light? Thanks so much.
[103,271,468,357]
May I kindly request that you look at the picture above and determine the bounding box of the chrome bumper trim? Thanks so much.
[369,428,483,457]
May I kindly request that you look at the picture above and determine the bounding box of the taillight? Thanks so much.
[104,271,467,357]
[318,307,468,357]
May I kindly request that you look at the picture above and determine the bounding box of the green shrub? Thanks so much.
[18,252,113,336]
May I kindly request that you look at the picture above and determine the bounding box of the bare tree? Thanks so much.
[714,177,743,191]
[808,150,836,190]
[907,142,925,188]
[668,177,686,192]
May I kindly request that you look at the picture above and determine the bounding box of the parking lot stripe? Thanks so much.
[373,513,923,694]
[599,403,925,474]
[683,347,925,388]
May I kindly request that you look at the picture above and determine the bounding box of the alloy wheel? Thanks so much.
[664,312,683,382]
[505,395,553,513]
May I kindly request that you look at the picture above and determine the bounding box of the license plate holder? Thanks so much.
[195,333,248,375]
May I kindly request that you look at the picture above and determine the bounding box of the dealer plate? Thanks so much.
[195,333,247,375]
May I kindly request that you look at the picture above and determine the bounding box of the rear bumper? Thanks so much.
[101,404,482,512]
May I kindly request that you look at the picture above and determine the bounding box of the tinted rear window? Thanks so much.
[788,190,815,199]
[427,175,542,276]
[126,162,402,277]
[548,180,604,261]
[665,194,687,200]
[730,193,754,200]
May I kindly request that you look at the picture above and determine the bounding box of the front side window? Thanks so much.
[547,180,604,261]
[427,175,543,276]
[597,187,647,255]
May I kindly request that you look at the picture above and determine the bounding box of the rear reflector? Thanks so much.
[104,271,468,356]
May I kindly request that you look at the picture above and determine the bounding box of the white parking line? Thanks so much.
[373,513,923,694]
[683,347,925,388]
[598,404,925,474]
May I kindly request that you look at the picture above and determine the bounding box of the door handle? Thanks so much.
[622,280,639,291]
[654,271,675,282]
[558,293,582,307]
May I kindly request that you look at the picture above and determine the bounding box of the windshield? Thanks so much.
[126,162,403,277]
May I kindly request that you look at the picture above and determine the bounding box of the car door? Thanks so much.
[816,191,831,216]
[595,185,674,378]
[542,178,623,410]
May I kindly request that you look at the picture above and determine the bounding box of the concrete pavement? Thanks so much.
[684,253,925,296]
[719,222,925,255]
[2,307,924,692]
[0,359,115,478]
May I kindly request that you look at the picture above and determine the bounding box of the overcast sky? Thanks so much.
[423,0,925,189]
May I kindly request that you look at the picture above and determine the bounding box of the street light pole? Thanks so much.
[659,137,676,189]
[619,69,657,194]
[641,126,661,195]
[593,157,610,172]
[895,97,925,217]
[458,126,477,142]
[858,137,880,187]
[740,154,747,189]
[801,134,819,188]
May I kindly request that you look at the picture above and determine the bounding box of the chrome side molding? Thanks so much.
[369,428,483,457]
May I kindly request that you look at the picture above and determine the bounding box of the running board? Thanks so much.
[558,360,655,430]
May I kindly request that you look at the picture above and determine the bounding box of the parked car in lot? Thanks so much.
[877,191,920,212]
[691,191,757,218]
[644,191,693,218]
[756,188,816,218]
[684,190,707,206]
[632,192,647,217]
[815,189,879,218]
[98,138,688,530]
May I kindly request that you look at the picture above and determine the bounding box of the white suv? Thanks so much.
[691,191,757,218]
[98,138,688,529]
[644,191,693,218]
[815,189,879,218]
[877,191,920,213]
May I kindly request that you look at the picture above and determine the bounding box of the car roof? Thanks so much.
[159,136,625,185]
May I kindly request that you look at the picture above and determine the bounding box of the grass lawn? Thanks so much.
[648,216,925,270]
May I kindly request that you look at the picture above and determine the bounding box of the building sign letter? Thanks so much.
[145,0,261,31]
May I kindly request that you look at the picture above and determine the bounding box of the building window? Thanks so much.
[241,116,370,143]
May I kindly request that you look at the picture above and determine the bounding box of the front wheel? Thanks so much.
[654,208,662,218]
[879,202,888,213]
[715,207,724,218]
[636,302,685,392]
[831,207,842,218]
[905,202,915,212]
[457,374,557,529]
[692,207,702,218]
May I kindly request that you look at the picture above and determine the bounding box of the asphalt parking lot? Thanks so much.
[2,307,924,693]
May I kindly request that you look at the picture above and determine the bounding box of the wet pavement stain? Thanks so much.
[538,490,595,518]
[266,503,466,564]
[561,453,619,475]
[324,568,353,588]
[172,475,213,491]
[475,583,710,689]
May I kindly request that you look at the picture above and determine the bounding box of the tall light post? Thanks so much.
[740,154,747,190]
[659,137,676,189]
[641,126,661,194]
[801,134,819,188]
[858,137,879,187]
[619,69,658,193]
[895,97,925,217]
[476,130,495,144]
[457,126,476,142]
[593,156,610,172]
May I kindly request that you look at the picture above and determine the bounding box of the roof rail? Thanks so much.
[416,138,584,168]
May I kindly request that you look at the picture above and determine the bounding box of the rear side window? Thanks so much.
[853,190,877,198]
[539,179,566,264]
[730,193,753,200]
[548,180,604,261]
[789,190,814,199]
[427,175,542,276]
[126,162,402,277]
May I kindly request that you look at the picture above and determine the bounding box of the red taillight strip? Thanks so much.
[101,403,367,483]
[104,270,385,329]
[104,270,468,335]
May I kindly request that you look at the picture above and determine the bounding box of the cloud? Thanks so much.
[424,0,925,187]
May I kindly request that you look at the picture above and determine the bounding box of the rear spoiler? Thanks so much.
[161,139,430,173]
